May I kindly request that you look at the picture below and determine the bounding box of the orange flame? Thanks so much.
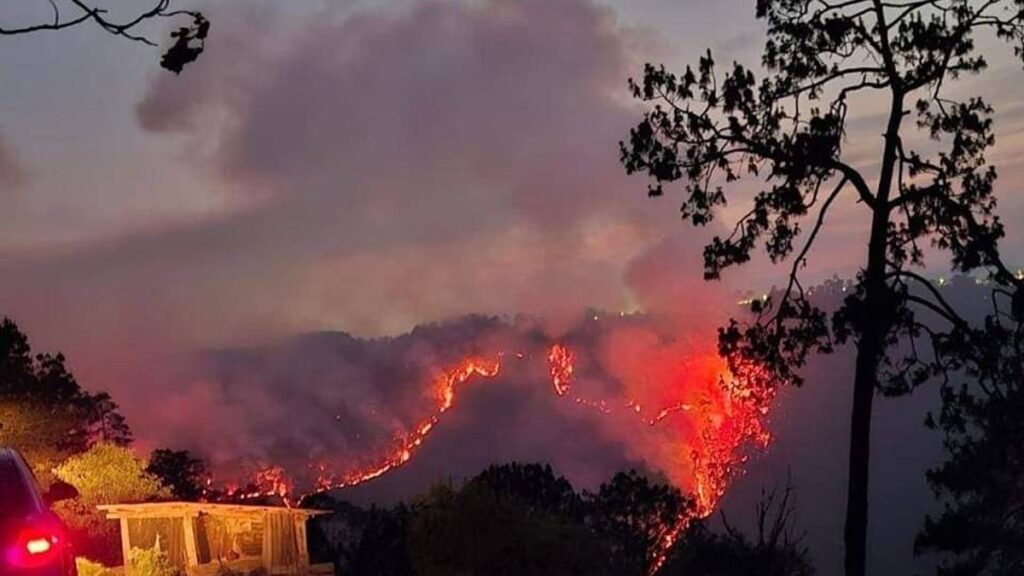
[309,357,501,494]
[216,344,775,576]
[548,343,574,396]
[545,344,775,574]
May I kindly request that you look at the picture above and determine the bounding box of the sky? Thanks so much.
[1,0,1023,573]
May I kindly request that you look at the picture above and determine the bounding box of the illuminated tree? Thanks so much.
[0,317,133,482]
[620,2,1024,574]
[0,0,208,73]
[53,442,169,565]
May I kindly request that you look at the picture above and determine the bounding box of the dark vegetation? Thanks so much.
[302,463,814,576]
[0,317,203,564]
[620,1,1024,574]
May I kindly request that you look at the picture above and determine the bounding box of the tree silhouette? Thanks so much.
[0,0,208,73]
[468,462,583,519]
[146,448,209,501]
[664,479,814,576]
[409,476,606,576]
[912,275,1024,574]
[586,470,691,575]
[620,2,1024,575]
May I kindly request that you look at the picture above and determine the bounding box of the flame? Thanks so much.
[545,344,776,574]
[548,343,574,396]
[305,357,500,495]
[216,344,775,575]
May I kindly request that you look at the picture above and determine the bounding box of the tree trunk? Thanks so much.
[844,90,903,576]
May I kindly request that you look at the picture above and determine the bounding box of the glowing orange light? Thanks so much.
[548,344,574,396]
[211,342,776,576]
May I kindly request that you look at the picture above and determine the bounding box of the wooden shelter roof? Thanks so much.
[97,501,329,519]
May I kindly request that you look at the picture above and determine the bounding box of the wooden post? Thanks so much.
[262,512,273,573]
[119,517,133,576]
[182,514,199,569]
[294,515,309,568]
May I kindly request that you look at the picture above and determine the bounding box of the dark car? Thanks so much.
[0,447,79,575]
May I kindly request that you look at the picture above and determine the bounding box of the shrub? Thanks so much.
[75,557,112,576]
[129,546,181,576]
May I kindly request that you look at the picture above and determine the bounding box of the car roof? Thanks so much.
[0,446,47,514]
[0,446,28,466]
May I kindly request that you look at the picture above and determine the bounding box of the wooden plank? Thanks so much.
[98,502,329,518]
[294,516,309,567]
[182,514,199,567]
[120,517,133,576]
[262,512,273,573]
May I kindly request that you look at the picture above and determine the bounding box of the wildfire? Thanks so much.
[548,343,574,396]
[220,344,775,575]
[543,345,775,574]
[304,357,501,496]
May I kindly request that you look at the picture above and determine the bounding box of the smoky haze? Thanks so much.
[3,0,1019,575]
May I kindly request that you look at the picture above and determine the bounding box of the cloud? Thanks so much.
[0,0,734,491]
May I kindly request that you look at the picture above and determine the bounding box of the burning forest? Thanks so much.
[180,310,776,573]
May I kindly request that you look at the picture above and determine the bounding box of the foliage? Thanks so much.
[586,470,692,575]
[310,462,811,576]
[53,442,169,565]
[129,546,181,576]
[147,448,210,501]
[54,442,167,503]
[75,557,114,576]
[409,480,606,576]
[619,2,1024,574]
[0,317,131,483]
[913,277,1024,575]
[467,462,583,519]
[664,481,814,576]
[0,1,209,73]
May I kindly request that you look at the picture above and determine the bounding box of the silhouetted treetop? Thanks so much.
[0,0,208,73]
[620,2,1024,575]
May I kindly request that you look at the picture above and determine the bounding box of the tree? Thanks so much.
[620,3,1024,575]
[586,470,691,575]
[467,462,583,519]
[912,277,1024,574]
[0,0,209,73]
[0,317,133,483]
[409,479,606,576]
[87,392,133,446]
[146,448,209,501]
[664,480,815,576]
[53,442,169,564]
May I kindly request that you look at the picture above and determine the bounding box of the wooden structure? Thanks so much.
[98,502,333,575]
